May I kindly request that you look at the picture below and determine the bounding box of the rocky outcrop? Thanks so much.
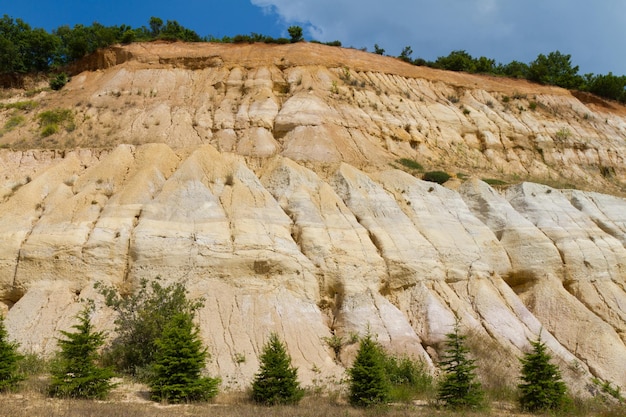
[1,144,625,393]
[0,43,625,392]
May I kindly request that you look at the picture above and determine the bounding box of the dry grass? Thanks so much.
[4,377,625,417]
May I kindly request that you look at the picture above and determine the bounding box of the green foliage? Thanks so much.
[383,353,434,402]
[434,50,477,72]
[149,312,219,403]
[251,332,304,405]
[17,352,50,375]
[37,108,74,137]
[149,17,163,38]
[398,46,413,63]
[49,72,69,90]
[158,20,201,42]
[396,158,424,171]
[96,278,203,379]
[481,178,508,186]
[437,320,484,409]
[347,333,390,407]
[518,336,567,412]
[0,315,24,391]
[0,15,59,73]
[48,305,115,399]
[422,170,451,184]
[2,100,38,111]
[593,378,623,401]
[527,51,584,89]
[3,114,25,132]
[498,60,530,78]
[287,26,304,43]
[584,72,626,103]
[3,13,626,105]
[40,124,58,137]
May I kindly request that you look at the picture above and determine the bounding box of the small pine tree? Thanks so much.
[518,336,567,412]
[49,306,115,399]
[96,277,203,378]
[149,312,219,403]
[437,320,484,409]
[251,332,303,405]
[348,333,390,407]
[287,26,303,43]
[0,315,24,391]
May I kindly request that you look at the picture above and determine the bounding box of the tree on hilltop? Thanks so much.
[287,26,303,43]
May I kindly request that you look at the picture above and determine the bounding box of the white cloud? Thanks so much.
[250,0,626,75]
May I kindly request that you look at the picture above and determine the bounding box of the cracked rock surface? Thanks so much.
[0,42,625,392]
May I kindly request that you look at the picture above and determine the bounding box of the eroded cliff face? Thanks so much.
[0,42,625,392]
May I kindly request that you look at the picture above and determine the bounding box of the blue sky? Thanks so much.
[3,0,625,76]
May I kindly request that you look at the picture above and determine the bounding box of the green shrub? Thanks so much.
[149,312,219,403]
[481,178,508,186]
[397,158,424,171]
[48,305,115,399]
[597,379,622,401]
[0,315,24,391]
[37,108,72,125]
[49,73,69,91]
[518,336,567,412]
[348,333,390,407]
[252,332,303,405]
[383,353,434,402]
[3,101,38,111]
[37,108,74,137]
[3,115,25,132]
[17,352,49,376]
[40,124,58,137]
[422,170,451,184]
[95,278,203,379]
[287,26,303,43]
[437,320,485,410]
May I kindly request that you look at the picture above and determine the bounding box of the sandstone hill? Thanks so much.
[0,42,625,394]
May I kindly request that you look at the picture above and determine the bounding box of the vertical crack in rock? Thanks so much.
[123,208,142,285]
[12,200,46,289]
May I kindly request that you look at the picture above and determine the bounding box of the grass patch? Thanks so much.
[2,114,25,133]
[422,171,451,184]
[481,178,508,186]
[37,108,75,137]
[1,100,38,112]
[383,354,435,403]
[40,124,59,137]
[396,158,424,171]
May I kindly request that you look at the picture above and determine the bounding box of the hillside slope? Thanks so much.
[0,42,625,393]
